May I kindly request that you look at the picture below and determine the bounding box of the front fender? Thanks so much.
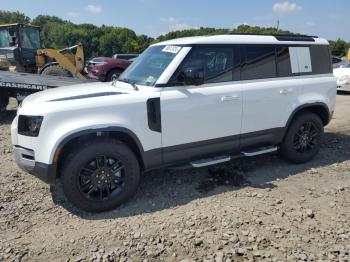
[49,125,145,164]
[34,107,161,164]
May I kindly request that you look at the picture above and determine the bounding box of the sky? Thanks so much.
[2,0,349,40]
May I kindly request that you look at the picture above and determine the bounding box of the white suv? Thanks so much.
[11,34,336,212]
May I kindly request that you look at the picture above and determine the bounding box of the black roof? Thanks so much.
[228,32,318,42]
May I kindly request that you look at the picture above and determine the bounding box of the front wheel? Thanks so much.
[0,95,9,112]
[61,139,140,212]
[280,112,324,163]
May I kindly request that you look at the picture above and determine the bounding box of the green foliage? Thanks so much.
[30,16,155,59]
[155,27,230,42]
[0,10,30,24]
[329,39,350,57]
[0,10,154,59]
[32,15,67,27]
[232,24,294,35]
[0,10,349,58]
[155,25,296,43]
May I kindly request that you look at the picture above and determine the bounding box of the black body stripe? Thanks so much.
[49,92,122,102]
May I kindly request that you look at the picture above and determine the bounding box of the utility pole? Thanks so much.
[276,20,280,33]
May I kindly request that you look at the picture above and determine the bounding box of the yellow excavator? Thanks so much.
[0,23,86,79]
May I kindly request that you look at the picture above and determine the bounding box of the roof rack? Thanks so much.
[228,32,318,38]
[227,32,318,42]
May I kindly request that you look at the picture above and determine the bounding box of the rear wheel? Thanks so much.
[61,139,140,212]
[41,64,72,77]
[105,69,123,82]
[280,112,324,163]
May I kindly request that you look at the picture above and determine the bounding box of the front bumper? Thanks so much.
[13,146,56,185]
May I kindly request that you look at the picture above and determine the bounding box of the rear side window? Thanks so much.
[277,45,331,76]
[310,45,332,74]
[170,46,235,84]
[241,46,277,80]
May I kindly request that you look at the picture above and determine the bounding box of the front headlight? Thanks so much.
[18,115,43,137]
[89,60,107,66]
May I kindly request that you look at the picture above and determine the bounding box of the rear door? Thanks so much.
[240,45,303,148]
[160,46,243,163]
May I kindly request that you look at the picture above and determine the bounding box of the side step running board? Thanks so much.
[190,146,278,168]
[241,146,278,157]
[191,155,231,168]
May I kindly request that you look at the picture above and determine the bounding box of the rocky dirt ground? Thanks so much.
[0,95,350,262]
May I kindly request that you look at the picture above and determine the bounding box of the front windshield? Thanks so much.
[19,27,41,49]
[118,45,181,86]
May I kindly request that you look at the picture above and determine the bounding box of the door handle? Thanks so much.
[221,95,240,102]
[280,88,293,95]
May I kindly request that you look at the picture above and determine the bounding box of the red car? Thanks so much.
[86,54,138,82]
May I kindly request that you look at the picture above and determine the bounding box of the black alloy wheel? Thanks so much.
[279,112,324,163]
[78,155,126,201]
[61,139,140,212]
[293,121,319,153]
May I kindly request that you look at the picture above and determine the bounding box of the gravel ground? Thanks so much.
[0,95,349,262]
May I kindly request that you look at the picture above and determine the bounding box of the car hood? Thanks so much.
[333,68,350,78]
[21,81,133,106]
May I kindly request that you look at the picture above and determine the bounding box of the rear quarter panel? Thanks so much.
[297,74,337,119]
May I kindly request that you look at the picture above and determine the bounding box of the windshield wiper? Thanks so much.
[117,78,139,91]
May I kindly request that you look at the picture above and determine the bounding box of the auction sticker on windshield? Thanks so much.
[162,45,182,54]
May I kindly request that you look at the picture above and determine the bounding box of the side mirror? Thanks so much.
[182,67,204,86]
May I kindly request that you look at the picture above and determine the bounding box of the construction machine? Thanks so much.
[0,23,85,78]
[0,23,93,111]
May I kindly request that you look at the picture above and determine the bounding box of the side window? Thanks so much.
[310,45,332,74]
[170,46,234,85]
[276,46,292,77]
[0,29,11,48]
[241,46,277,80]
[288,45,331,75]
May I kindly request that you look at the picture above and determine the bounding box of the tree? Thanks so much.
[329,39,350,57]
[155,24,296,43]
[0,10,30,24]
[32,15,67,27]
[0,11,348,58]
[232,24,294,35]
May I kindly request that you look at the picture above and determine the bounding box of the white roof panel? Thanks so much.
[153,35,329,46]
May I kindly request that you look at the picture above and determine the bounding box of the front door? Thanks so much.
[160,46,243,163]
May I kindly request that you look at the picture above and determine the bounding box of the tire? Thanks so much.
[280,112,324,164]
[0,95,9,112]
[41,64,72,77]
[61,139,140,212]
[105,69,123,82]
